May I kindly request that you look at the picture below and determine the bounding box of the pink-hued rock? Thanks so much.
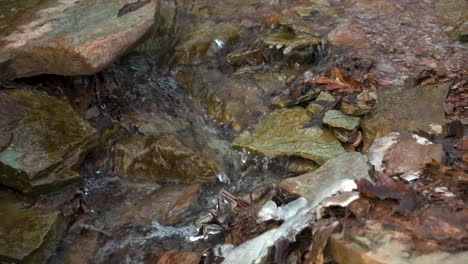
[0,0,160,79]
[383,139,445,176]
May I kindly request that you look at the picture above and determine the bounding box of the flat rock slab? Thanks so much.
[281,152,370,205]
[232,108,345,165]
[114,134,219,183]
[0,0,160,79]
[0,90,97,195]
[323,110,361,130]
[361,83,449,151]
[116,183,201,226]
[0,192,66,263]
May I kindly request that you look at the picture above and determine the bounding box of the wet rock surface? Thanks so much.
[0,0,467,263]
[0,191,66,263]
[232,107,345,165]
[114,134,219,183]
[115,183,202,226]
[0,90,97,195]
[0,0,160,79]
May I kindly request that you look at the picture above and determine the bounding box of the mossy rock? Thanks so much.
[0,191,66,263]
[0,90,97,195]
[232,108,345,165]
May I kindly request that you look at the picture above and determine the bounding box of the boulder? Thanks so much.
[232,108,345,165]
[114,134,219,183]
[0,90,97,195]
[0,0,160,79]
[361,83,449,151]
[0,192,66,263]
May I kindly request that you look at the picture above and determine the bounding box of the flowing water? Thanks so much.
[6,0,464,263]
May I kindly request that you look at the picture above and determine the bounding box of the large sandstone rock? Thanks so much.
[361,83,449,151]
[232,107,345,165]
[0,191,66,264]
[0,0,160,79]
[0,90,97,195]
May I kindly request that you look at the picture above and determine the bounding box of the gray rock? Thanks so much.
[361,83,449,151]
[323,110,361,130]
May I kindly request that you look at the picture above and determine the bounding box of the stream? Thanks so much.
[0,0,466,263]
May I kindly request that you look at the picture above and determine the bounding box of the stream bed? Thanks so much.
[0,0,466,263]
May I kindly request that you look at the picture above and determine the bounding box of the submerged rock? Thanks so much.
[0,90,97,195]
[327,23,370,48]
[232,108,345,165]
[280,152,370,205]
[361,83,449,151]
[175,66,268,131]
[433,0,468,42]
[0,0,160,79]
[323,110,361,130]
[114,134,219,183]
[174,21,243,64]
[117,183,202,226]
[0,192,66,263]
[62,232,99,264]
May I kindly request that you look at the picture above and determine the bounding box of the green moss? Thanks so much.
[0,192,66,263]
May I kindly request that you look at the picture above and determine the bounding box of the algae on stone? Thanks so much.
[114,134,219,183]
[0,192,66,263]
[0,90,97,195]
[232,108,345,165]
[361,83,449,151]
